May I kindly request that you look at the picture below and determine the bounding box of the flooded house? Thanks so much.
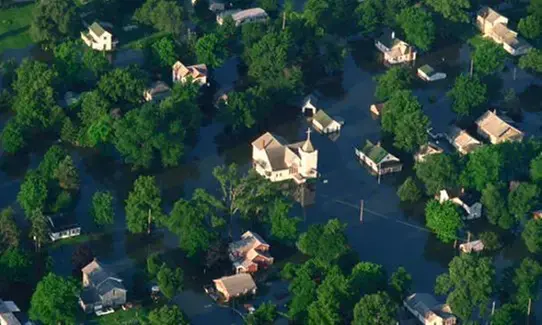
[79,259,127,313]
[417,64,446,82]
[216,8,268,26]
[438,189,482,220]
[172,61,208,86]
[47,214,81,242]
[476,7,531,56]
[0,299,22,325]
[213,274,257,302]
[301,96,342,134]
[228,231,274,274]
[475,110,524,144]
[375,30,417,65]
[404,293,457,325]
[414,142,444,163]
[459,240,485,253]
[369,102,386,118]
[251,129,318,184]
[143,81,171,103]
[355,140,402,175]
[446,126,482,155]
[81,22,117,51]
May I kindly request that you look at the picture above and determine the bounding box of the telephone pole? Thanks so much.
[470,58,474,77]
[147,209,152,235]
[282,11,286,30]
[359,200,364,223]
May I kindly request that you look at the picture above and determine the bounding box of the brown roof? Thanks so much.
[251,132,285,150]
[173,61,208,80]
[448,127,481,152]
[476,110,523,141]
[478,7,504,24]
[214,274,257,297]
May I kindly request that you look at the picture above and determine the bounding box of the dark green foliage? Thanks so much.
[1,119,26,153]
[195,33,227,68]
[98,68,146,105]
[242,23,268,48]
[82,50,111,78]
[519,49,542,73]
[518,15,542,40]
[492,303,520,325]
[0,248,31,285]
[151,37,178,68]
[29,209,50,250]
[286,259,324,322]
[479,231,502,251]
[482,183,514,229]
[0,89,12,112]
[53,40,82,83]
[297,219,349,265]
[17,170,48,217]
[381,90,429,152]
[134,0,184,35]
[307,266,351,325]
[470,36,507,76]
[512,258,542,312]
[147,253,161,277]
[508,183,540,220]
[60,118,78,144]
[125,176,163,234]
[51,190,72,213]
[30,0,79,44]
[425,0,470,23]
[415,154,459,195]
[523,219,542,254]
[531,154,542,182]
[38,145,67,180]
[397,177,422,202]
[388,266,412,302]
[54,155,79,191]
[91,191,114,226]
[156,263,184,299]
[269,199,300,243]
[147,305,190,325]
[397,7,435,51]
[435,254,495,321]
[349,262,387,295]
[447,74,487,117]
[374,67,412,101]
[460,145,504,191]
[29,273,80,325]
[352,292,398,325]
[0,207,20,251]
[303,0,357,36]
[246,302,277,325]
[77,91,113,147]
[425,200,463,243]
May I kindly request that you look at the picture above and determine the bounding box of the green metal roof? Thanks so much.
[418,64,435,76]
[313,109,334,128]
[89,22,106,37]
[361,140,389,164]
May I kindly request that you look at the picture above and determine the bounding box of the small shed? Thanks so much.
[459,240,485,253]
[355,140,402,175]
[143,81,171,103]
[417,64,447,81]
[369,103,385,118]
[312,110,343,134]
[48,214,81,242]
[213,273,257,301]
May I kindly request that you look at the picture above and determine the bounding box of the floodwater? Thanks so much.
[2,36,542,323]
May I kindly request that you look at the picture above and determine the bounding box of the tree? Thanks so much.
[54,155,79,191]
[297,219,349,265]
[389,267,412,302]
[287,263,318,322]
[156,264,184,299]
[30,0,79,44]
[246,302,277,325]
[470,37,507,76]
[519,48,542,73]
[349,262,387,294]
[508,183,540,220]
[307,266,351,325]
[425,0,470,23]
[82,50,110,78]
[77,91,113,147]
[269,199,300,243]
[447,74,487,117]
[460,145,503,191]
[195,33,227,68]
[492,304,520,325]
[435,254,495,321]
[17,171,47,217]
[523,219,542,254]
[415,154,458,195]
[0,248,32,287]
[257,0,278,14]
[151,37,178,67]
[0,207,20,251]
[38,145,67,180]
[98,68,146,105]
[374,67,412,101]
[29,210,50,251]
[217,90,258,131]
[512,258,542,312]
[425,200,463,243]
[53,40,82,83]
[1,120,26,153]
[29,273,79,325]
[397,7,436,51]
[352,292,398,325]
[147,253,161,277]
[381,90,429,152]
[125,176,163,234]
[531,154,542,182]
[518,15,542,40]
[355,0,383,35]
[91,191,114,226]
[242,23,268,48]
[479,231,502,251]
[134,0,184,35]
[481,183,514,229]
[147,305,189,325]
[397,177,422,202]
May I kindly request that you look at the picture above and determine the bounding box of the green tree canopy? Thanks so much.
[479,231,502,251]
[147,305,190,325]
[460,145,504,191]
[17,170,48,217]
[0,248,32,288]
[91,191,114,226]
[297,219,349,265]
[54,155,79,191]
[246,302,278,325]
[531,154,542,182]
[29,273,79,325]
[1,120,26,153]
[481,183,514,229]
[269,199,300,243]
[30,209,50,251]
[512,258,542,312]
[151,37,178,68]
[156,263,184,299]
[355,0,383,35]
[389,266,412,302]
[0,207,20,251]
[82,49,111,79]
[435,254,495,321]
[415,154,459,194]
[98,68,146,105]
[195,33,227,68]
[147,252,161,277]
[287,261,319,323]
[508,183,540,220]
[307,266,351,325]
[352,292,398,325]
[349,262,387,295]
[470,37,507,76]
[134,0,184,35]
[397,176,422,202]
[492,303,520,325]
[77,91,113,147]
[447,74,487,117]
[53,40,82,84]
[519,48,542,73]
[523,219,542,254]
[381,90,429,152]
[397,7,436,51]
[518,15,542,40]
[374,67,412,101]
[125,176,163,233]
[425,0,470,22]
[30,0,79,44]
[425,200,463,243]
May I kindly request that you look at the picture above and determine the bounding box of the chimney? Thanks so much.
[391,31,395,39]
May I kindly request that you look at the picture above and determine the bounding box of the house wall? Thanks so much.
[384,51,416,64]
[302,101,317,115]
[100,289,126,308]
[403,302,445,325]
[215,281,230,301]
[355,149,378,173]
[299,149,318,179]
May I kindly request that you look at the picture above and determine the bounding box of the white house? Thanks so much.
[312,110,343,134]
[172,61,208,86]
[438,189,483,220]
[417,64,446,82]
[143,81,171,102]
[217,8,268,26]
[459,240,485,253]
[48,215,81,242]
[375,30,417,65]
[355,140,402,175]
[446,126,482,155]
[414,142,443,163]
[475,110,524,144]
[81,22,117,51]
[476,7,531,56]
[301,95,319,116]
[404,293,457,325]
[251,129,318,184]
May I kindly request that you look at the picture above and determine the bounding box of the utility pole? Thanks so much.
[359,200,364,223]
[513,67,517,81]
[282,11,286,30]
[470,58,474,77]
[377,163,382,184]
[467,231,471,243]
[147,209,152,235]
[489,300,495,325]
[527,298,532,325]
